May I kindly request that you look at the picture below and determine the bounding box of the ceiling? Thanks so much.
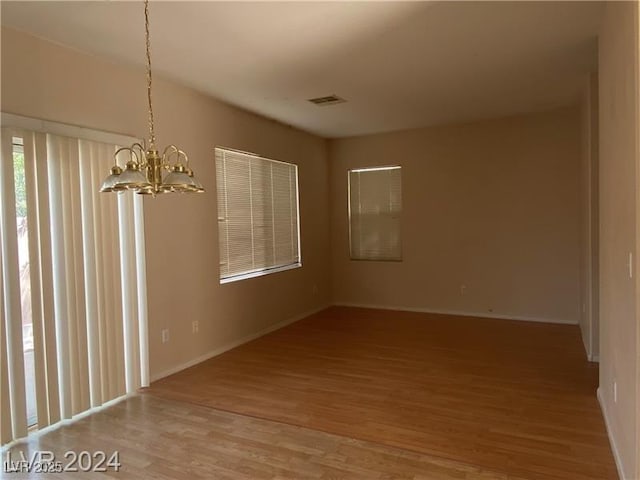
[1,1,603,138]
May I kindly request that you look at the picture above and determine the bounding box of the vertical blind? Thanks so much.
[216,148,300,281]
[349,166,402,261]
[0,125,148,447]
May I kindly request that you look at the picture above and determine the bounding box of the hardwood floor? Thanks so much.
[148,307,617,480]
[4,394,532,479]
[4,307,616,479]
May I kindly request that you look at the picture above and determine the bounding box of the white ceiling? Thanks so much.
[1,1,603,138]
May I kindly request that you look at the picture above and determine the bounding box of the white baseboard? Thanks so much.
[589,354,600,363]
[149,303,330,383]
[597,388,626,480]
[333,302,578,325]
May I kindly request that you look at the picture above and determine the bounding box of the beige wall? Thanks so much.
[4,15,640,477]
[0,27,331,380]
[637,2,640,472]
[330,107,582,324]
[598,1,640,479]
[579,72,600,361]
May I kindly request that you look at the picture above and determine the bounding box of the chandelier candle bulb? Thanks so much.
[99,0,204,195]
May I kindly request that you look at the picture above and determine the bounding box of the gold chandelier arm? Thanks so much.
[144,0,156,150]
[114,146,140,166]
[162,144,179,157]
[129,142,147,166]
[161,144,179,169]
[161,145,189,168]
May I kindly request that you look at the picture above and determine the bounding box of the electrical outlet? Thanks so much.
[460,284,466,295]
[613,381,617,403]
[161,329,170,344]
[192,321,199,334]
[312,284,318,295]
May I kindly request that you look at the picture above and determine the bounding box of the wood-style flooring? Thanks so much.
[4,394,533,479]
[148,307,617,480]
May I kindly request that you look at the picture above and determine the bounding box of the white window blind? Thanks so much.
[216,148,300,282]
[349,166,402,261]
[0,123,148,447]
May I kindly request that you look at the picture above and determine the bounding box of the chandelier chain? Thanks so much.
[144,0,156,149]
[99,0,204,194]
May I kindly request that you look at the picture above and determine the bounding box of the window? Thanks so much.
[9,136,37,427]
[348,166,402,261]
[1,115,148,447]
[216,148,301,282]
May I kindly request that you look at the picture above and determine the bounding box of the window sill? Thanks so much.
[220,262,302,284]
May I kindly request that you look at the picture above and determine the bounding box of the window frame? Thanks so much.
[215,147,302,284]
[347,165,403,262]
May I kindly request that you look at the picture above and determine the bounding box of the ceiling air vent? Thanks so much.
[308,95,346,106]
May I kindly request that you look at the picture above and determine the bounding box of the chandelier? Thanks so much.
[100,0,204,195]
